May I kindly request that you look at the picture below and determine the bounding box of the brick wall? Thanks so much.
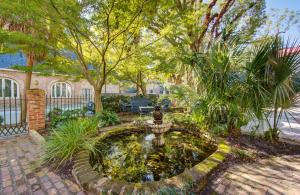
[26,89,45,131]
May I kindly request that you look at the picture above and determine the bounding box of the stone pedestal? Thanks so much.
[152,133,165,146]
[26,89,45,131]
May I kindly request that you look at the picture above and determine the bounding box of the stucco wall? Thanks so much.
[0,69,165,97]
[0,69,120,97]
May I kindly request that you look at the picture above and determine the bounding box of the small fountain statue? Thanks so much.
[150,106,171,146]
[153,106,163,124]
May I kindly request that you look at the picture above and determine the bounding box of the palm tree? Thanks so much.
[194,37,300,140]
[244,37,300,140]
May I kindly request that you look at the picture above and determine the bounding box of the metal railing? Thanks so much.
[45,95,94,120]
[0,97,27,137]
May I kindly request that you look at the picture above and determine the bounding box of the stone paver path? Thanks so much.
[209,155,300,195]
[0,136,84,195]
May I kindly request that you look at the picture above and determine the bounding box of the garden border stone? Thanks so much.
[72,124,231,194]
[29,130,46,144]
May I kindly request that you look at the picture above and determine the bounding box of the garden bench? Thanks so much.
[130,97,153,113]
[139,106,155,115]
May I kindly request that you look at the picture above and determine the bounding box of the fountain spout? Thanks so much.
[150,106,171,146]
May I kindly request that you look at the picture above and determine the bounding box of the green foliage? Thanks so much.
[102,95,130,112]
[147,94,159,105]
[264,128,280,142]
[0,115,3,125]
[169,85,198,107]
[47,108,63,127]
[47,108,87,128]
[27,0,160,112]
[193,98,228,125]
[158,185,194,195]
[192,57,247,134]
[133,115,152,129]
[246,37,300,139]
[165,113,200,130]
[44,118,99,167]
[95,110,120,127]
[10,56,83,77]
[102,95,158,113]
[2,0,297,142]
[193,37,300,139]
[232,148,254,161]
[211,124,229,137]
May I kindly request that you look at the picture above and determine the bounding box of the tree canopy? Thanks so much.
[3,0,296,117]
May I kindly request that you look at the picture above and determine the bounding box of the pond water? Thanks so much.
[90,130,216,183]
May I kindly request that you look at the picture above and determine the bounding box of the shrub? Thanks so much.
[192,97,247,136]
[168,85,198,107]
[95,110,120,127]
[47,108,87,128]
[264,128,280,142]
[0,115,3,125]
[165,113,200,130]
[211,124,228,136]
[102,95,159,112]
[47,108,63,126]
[44,118,99,167]
[147,94,159,105]
[102,95,131,112]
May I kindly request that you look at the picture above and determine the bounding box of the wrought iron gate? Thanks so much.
[0,97,28,138]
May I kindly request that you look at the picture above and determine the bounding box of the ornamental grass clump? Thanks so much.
[44,118,99,168]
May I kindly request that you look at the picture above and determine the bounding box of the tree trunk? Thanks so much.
[136,71,146,96]
[137,84,146,96]
[136,83,142,95]
[25,54,34,90]
[22,52,34,123]
[94,88,103,113]
[272,102,279,140]
[141,85,146,96]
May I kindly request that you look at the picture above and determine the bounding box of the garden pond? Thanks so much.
[90,129,216,183]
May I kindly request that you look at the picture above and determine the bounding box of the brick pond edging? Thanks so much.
[72,125,231,194]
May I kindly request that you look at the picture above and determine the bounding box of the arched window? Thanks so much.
[0,78,19,98]
[51,82,72,98]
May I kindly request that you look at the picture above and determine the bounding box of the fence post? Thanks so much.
[26,89,45,131]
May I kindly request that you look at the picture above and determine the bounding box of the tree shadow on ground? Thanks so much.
[200,135,300,195]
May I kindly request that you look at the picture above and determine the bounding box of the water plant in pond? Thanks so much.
[91,130,216,183]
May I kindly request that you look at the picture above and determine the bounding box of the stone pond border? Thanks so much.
[72,124,231,194]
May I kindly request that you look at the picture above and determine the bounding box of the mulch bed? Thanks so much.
[44,161,76,183]
[199,135,300,194]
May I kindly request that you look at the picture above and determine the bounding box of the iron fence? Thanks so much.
[0,97,28,138]
[45,95,94,120]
